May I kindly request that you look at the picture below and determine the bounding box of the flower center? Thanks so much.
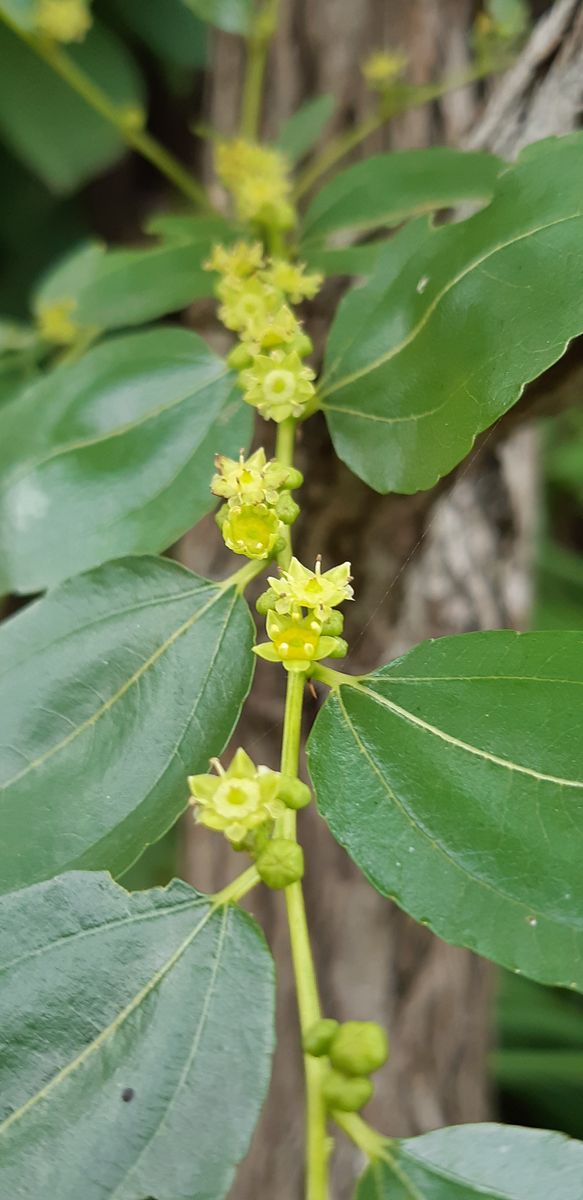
[264,369,296,404]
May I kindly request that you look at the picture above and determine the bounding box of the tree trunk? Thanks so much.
[179,2,583,1196]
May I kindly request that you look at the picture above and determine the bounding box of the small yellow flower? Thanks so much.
[261,260,323,304]
[242,304,301,351]
[35,298,79,346]
[188,749,285,846]
[36,0,92,41]
[212,448,302,507]
[218,277,280,336]
[222,502,283,560]
[204,241,265,280]
[254,611,348,672]
[361,49,408,89]
[267,556,354,619]
[241,348,316,423]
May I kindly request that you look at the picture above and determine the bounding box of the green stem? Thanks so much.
[332,1112,390,1162]
[293,61,505,202]
[4,19,212,211]
[275,417,297,569]
[277,669,329,1200]
[227,558,268,594]
[240,0,279,139]
[212,864,260,908]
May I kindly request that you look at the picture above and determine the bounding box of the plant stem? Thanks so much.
[240,0,279,139]
[212,864,260,908]
[3,18,212,212]
[227,558,268,593]
[332,1111,390,1162]
[293,62,505,202]
[278,669,329,1200]
[275,417,297,569]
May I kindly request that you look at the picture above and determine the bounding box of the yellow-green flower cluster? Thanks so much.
[254,556,353,671]
[361,49,408,90]
[35,0,92,41]
[215,138,295,231]
[35,298,79,346]
[188,748,310,848]
[204,242,321,424]
[213,448,303,561]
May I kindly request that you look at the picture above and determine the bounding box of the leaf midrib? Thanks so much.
[320,210,582,401]
[0,902,221,1137]
[0,584,231,791]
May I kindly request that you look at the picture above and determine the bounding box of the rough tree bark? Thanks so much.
[178,2,583,1196]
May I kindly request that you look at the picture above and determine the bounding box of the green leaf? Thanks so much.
[320,133,583,494]
[275,94,335,163]
[0,21,144,191]
[0,557,255,893]
[33,229,220,330]
[0,327,250,594]
[0,871,275,1200]
[0,0,35,31]
[355,1124,583,1199]
[181,0,252,35]
[308,631,583,990]
[301,147,503,243]
[110,0,208,67]
[301,241,386,278]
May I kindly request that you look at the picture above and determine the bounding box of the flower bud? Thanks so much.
[322,1071,373,1113]
[275,493,300,525]
[256,590,277,615]
[302,1019,339,1057]
[321,610,344,636]
[326,637,349,659]
[329,1021,389,1077]
[257,838,304,889]
[277,776,311,810]
[227,342,254,371]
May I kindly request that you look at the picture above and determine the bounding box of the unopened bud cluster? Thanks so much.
[214,139,295,232]
[213,447,302,561]
[188,748,310,881]
[361,49,408,91]
[35,0,92,41]
[254,556,353,671]
[303,1019,389,1113]
[204,241,321,424]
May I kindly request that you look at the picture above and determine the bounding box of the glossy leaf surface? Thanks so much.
[301,146,502,242]
[33,221,227,330]
[0,21,143,191]
[0,557,255,893]
[0,327,249,593]
[0,872,275,1200]
[321,134,583,493]
[308,631,583,989]
[355,1124,583,1199]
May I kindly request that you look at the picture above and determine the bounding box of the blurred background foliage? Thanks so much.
[0,0,580,1150]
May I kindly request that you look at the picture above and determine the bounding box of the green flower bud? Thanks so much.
[285,466,304,491]
[257,838,304,889]
[277,776,311,810]
[227,342,254,371]
[323,1071,373,1113]
[327,637,349,659]
[302,1019,339,1057]
[215,504,228,530]
[329,1021,389,1077]
[321,610,344,636]
[293,332,314,358]
[275,493,300,525]
[256,590,277,615]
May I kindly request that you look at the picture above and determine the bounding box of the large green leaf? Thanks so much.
[355,1124,583,1199]
[0,871,274,1200]
[275,94,335,163]
[33,229,221,331]
[320,133,583,494]
[0,327,250,594]
[0,0,34,30]
[181,0,252,35]
[0,21,143,191]
[301,147,503,243]
[110,0,208,67]
[0,557,255,893]
[308,631,583,990]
